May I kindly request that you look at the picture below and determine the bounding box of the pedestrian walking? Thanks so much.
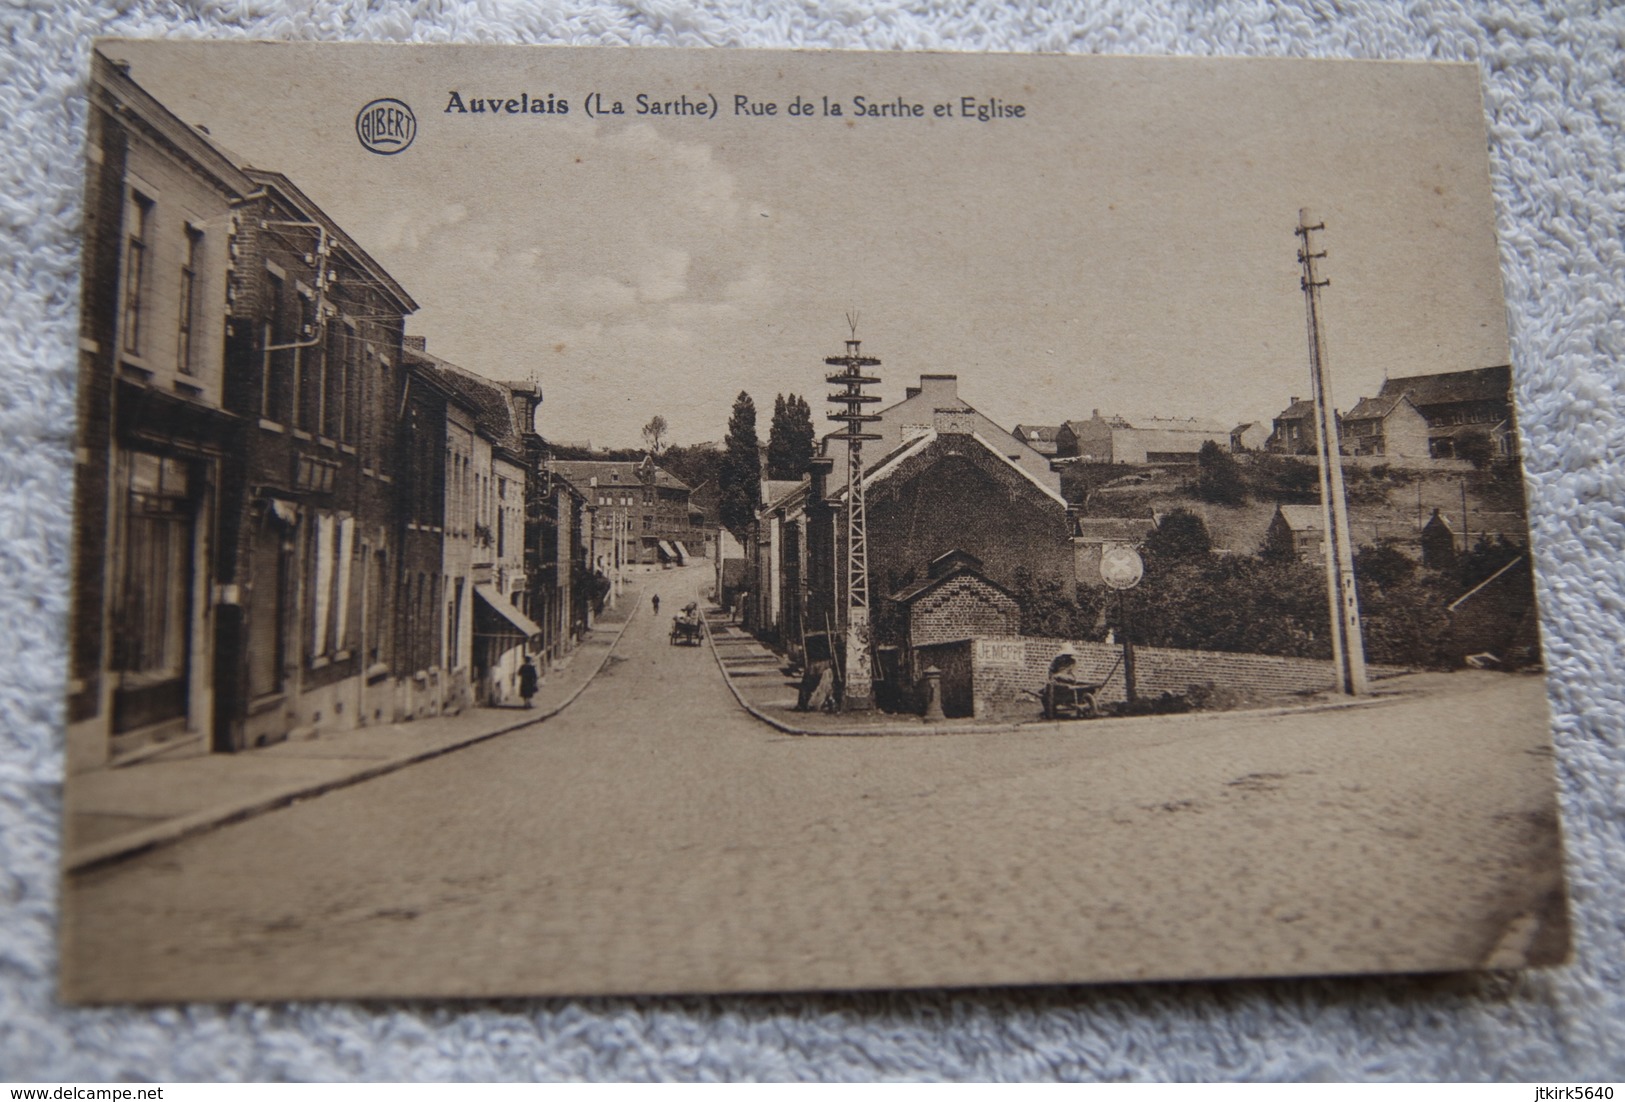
[518,655,539,708]
[652,593,661,616]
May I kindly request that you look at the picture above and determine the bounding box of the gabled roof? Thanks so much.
[760,479,803,509]
[888,563,1017,606]
[835,429,1069,511]
[1344,394,1406,421]
[1276,399,1317,421]
[1275,504,1324,532]
[1014,424,1061,442]
[1231,422,1262,435]
[242,168,418,314]
[1376,365,1511,409]
[401,347,523,454]
[550,458,690,494]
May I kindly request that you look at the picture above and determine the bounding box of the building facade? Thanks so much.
[68,54,259,772]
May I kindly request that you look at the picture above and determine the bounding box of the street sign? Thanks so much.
[1100,544,1144,590]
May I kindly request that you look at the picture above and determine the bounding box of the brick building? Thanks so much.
[1368,365,1516,459]
[1341,392,1430,459]
[552,458,698,565]
[68,52,583,767]
[67,53,258,771]
[821,373,1060,494]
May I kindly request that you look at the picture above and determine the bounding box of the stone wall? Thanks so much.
[917,634,1405,718]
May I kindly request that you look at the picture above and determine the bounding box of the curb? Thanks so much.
[66,594,643,874]
[704,613,1412,739]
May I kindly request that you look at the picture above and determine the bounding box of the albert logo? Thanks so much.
[355,98,416,155]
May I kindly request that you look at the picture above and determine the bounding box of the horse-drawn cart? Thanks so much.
[669,608,704,646]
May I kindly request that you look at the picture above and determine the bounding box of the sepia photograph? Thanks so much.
[59,41,1568,1003]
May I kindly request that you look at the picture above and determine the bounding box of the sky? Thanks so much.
[105,42,1513,450]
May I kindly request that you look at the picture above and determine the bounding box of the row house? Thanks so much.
[67,53,259,771]
[403,343,550,707]
[69,51,580,772]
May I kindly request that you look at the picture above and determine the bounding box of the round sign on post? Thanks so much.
[1100,544,1144,590]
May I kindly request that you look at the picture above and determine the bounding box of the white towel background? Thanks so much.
[1,0,1621,1082]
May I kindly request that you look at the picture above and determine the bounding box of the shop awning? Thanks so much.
[657,540,683,564]
[474,583,544,639]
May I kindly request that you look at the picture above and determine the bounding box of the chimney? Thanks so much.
[918,374,958,403]
[1290,396,1300,405]
[1092,408,1100,419]
[403,335,428,352]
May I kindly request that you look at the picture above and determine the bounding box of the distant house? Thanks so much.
[1013,424,1061,457]
[1055,410,1231,464]
[1340,393,1430,459]
[551,457,697,565]
[1265,397,1325,455]
[1371,365,1516,459]
[1265,504,1325,560]
[1420,508,1457,569]
[1230,422,1269,453]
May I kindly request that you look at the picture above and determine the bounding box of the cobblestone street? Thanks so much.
[62,563,1566,1002]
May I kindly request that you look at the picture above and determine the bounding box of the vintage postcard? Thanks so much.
[61,42,1567,1002]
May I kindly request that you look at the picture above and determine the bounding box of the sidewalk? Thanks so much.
[704,608,1023,736]
[64,580,643,873]
[704,607,1408,738]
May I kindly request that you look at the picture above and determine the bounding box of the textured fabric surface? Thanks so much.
[2,0,1621,1083]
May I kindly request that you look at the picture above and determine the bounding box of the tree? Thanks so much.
[1456,429,1496,470]
[1194,440,1247,505]
[719,391,761,536]
[1143,508,1211,561]
[766,393,816,480]
[641,414,669,456]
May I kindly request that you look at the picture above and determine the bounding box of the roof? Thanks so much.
[760,479,803,509]
[1345,394,1407,421]
[1276,399,1317,421]
[1014,424,1061,442]
[242,168,419,314]
[550,458,690,495]
[837,429,1069,511]
[888,563,1017,606]
[1275,505,1324,532]
[1376,365,1512,409]
[402,347,523,454]
[1231,422,1263,434]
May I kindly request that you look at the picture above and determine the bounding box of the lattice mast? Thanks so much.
[825,316,883,711]
[1296,209,1368,695]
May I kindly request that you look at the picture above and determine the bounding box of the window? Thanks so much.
[643,514,653,532]
[323,321,355,442]
[111,451,205,733]
[308,513,355,663]
[366,549,388,667]
[296,289,320,432]
[122,193,154,356]
[177,226,202,374]
[262,270,293,423]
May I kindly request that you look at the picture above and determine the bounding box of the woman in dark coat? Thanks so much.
[518,656,540,708]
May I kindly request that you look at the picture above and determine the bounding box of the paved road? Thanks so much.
[62,564,1566,1001]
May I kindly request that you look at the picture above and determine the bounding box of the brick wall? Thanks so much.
[908,575,1020,648]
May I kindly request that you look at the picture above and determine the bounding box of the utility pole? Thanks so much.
[825,316,882,711]
[1296,209,1368,695]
